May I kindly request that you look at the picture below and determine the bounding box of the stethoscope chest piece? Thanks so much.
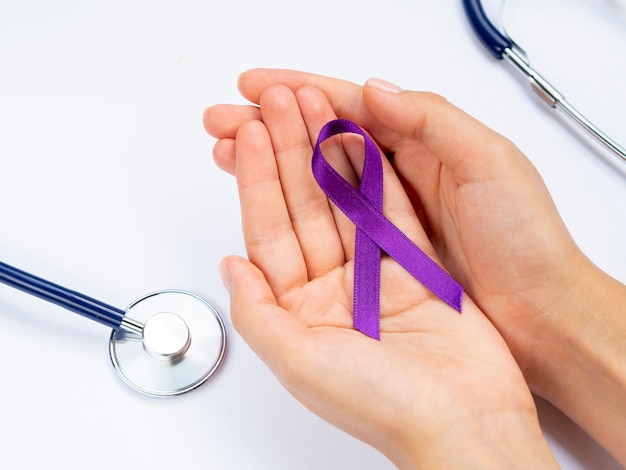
[109,290,226,397]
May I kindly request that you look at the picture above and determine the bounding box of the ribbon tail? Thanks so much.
[353,229,381,340]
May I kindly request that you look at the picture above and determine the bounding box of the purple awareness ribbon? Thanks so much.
[311,119,464,340]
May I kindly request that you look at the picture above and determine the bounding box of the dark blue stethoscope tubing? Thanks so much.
[462,0,513,59]
[0,260,125,330]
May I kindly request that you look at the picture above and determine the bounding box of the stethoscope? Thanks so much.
[462,0,626,164]
[0,260,226,397]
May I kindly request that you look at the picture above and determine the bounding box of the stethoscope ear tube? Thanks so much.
[462,0,513,59]
[463,0,626,163]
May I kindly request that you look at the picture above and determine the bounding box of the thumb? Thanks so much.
[219,256,308,367]
[362,78,522,181]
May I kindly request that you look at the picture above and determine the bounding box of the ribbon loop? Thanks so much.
[312,119,463,340]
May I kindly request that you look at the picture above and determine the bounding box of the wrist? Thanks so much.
[380,392,558,470]
[524,256,626,465]
[524,256,626,395]
[391,407,557,469]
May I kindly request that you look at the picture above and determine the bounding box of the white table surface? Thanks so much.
[0,0,624,468]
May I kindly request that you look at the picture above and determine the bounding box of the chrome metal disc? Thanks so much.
[109,290,226,397]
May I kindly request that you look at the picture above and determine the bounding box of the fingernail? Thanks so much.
[219,258,232,293]
[366,78,403,94]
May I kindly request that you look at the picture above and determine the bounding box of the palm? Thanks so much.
[258,255,531,454]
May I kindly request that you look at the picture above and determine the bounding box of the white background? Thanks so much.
[0,0,624,468]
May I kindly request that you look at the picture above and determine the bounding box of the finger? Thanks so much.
[238,69,407,154]
[235,119,308,297]
[294,86,360,187]
[203,104,261,138]
[259,85,346,277]
[294,86,363,259]
[213,138,236,175]
[238,68,381,132]
[239,68,359,109]
[361,79,529,182]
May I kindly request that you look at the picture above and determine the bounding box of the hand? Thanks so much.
[205,83,557,468]
[208,69,585,374]
[205,69,626,465]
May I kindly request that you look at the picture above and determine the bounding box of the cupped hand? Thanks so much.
[207,84,556,468]
[204,69,590,386]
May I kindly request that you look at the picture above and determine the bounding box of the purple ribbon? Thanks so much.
[312,119,463,340]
